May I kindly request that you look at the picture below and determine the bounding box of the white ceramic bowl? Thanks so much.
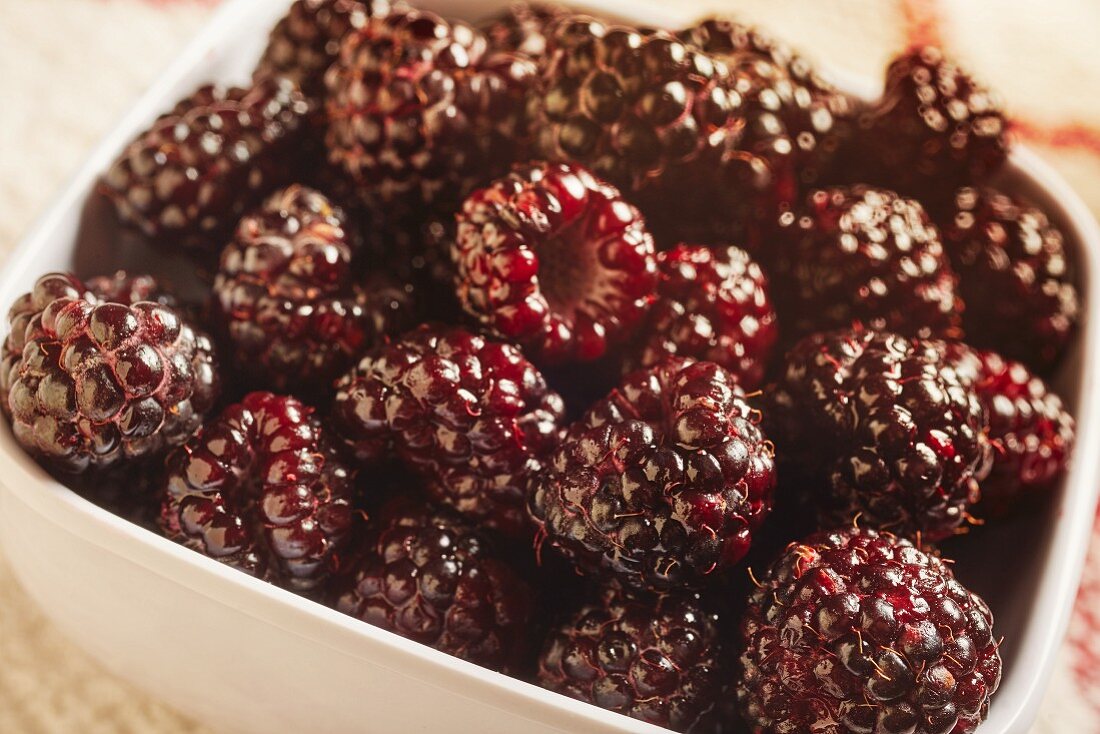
[1,1,1098,732]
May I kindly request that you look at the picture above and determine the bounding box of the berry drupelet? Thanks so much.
[101,78,312,248]
[949,344,1075,515]
[529,357,777,594]
[1,272,220,473]
[538,588,724,733]
[767,328,991,541]
[738,526,1002,734]
[85,271,177,308]
[83,270,212,353]
[330,325,565,536]
[772,186,963,343]
[453,162,658,364]
[324,7,536,220]
[942,187,1079,371]
[160,391,355,592]
[254,0,396,97]
[626,244,777,390]
[213,185,412,394]
[479,1,567,57]
[858,46,1009,207]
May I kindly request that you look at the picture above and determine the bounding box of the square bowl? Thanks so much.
[1,1,1098,732]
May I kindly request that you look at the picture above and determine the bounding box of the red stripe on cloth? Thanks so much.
[1067,507,1100,732]
[898,0,1100,156]
[898,0,945,48]
[1013,120,1100,157]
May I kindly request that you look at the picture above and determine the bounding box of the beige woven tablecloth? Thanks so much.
[2,1,1100,731]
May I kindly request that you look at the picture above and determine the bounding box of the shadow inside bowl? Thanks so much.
[942,498,1056,674]
[71,182,217,303]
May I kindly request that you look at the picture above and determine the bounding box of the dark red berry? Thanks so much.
[254,0,396,96]
[679,16,856,189]
[101,78,312,248]
[943,187,1079,371]
[858,46,1009,207]
[538,588,724,732]
[453,162,657,364]
[772,186,963,342]
[768,328,992,541]
[627,244,776,390]
[2,273,220,472]
[479,1,568,57]
[738,526,1002,734]
[330,325,565,536]
[324,8,536,220]
[213,185,413,395]
[332,498,532,672]
[949,344,1074,516]
[528,16,800,247]
[530,17,732,193]
[160,391,355,592]
[530,357,777,593]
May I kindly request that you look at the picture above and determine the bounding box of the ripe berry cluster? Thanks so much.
[5,2,1083,732]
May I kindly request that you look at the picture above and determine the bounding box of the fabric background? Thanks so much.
[1,0,1099,731]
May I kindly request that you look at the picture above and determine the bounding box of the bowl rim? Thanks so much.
[1,1,1098,732]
